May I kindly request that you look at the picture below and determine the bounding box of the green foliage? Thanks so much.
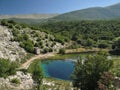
[98,72,115,90]
[59,48,65,54]
[42,48,49,54]
[20,40,34,53]
[98,43,109,49]
[0,58,18,78]
[38,20,120,49]
[50,4,120,21]
[72,54,113,90]
[32,62,44,90]
[10,78,20,84]
[1,19,8,26]
[113,37,120,50]
[85,38,94,47]
[12,29,20,36]
[54,35,65,45]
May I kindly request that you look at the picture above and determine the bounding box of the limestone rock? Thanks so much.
[0,25,26,61]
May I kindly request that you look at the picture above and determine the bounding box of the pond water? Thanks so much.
[41,60,75,80]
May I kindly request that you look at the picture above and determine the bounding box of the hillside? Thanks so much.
[0,20,65,62]
[1,3,120,24]
[0,14,58,24]
[50,3,120,21]
[0,25,26,61]
[0,14,58,19]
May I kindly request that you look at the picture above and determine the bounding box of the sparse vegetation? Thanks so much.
[0,58,18,78]
[10,78,20,84]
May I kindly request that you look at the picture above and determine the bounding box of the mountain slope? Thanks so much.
[51,3,120,21]
[0,14,58,24]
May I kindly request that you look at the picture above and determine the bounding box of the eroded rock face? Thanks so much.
[0,25,26,61]
[0,71,34,90]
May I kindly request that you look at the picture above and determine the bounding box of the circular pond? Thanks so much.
[41,60,75,80]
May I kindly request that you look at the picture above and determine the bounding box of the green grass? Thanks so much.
[111,59,120,77]
[43,53,93,60]
[27,59,40,73]
[42,77,72,90]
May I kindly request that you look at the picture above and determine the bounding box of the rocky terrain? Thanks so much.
[0,25,26,61]
[0,20,64,61]
[0,71,34,90]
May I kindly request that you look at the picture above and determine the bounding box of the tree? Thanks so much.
[85,38,94,47]
[59,48,65,54]
[32,63,43,90]
[112,37,120,50]
[98,43,108,49]
[98,72,114,90]
[21,40,34,53]
[0,58,18,77]
[1,19,8,26]
[72,54,113,90]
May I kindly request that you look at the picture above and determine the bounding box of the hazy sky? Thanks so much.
[0,0,120,15]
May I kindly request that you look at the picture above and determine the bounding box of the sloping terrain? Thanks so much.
[0,25,26,61]
[0,20,64,61]
[50,3,120,21]
[0,14,58,24]
[0,14,58,19]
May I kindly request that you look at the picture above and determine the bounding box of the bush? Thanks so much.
[72,54,113,90]
[59,48,65,54]
[42,48,49,53]
[98,43,109,48]
[49,48,53,52]
[0,59,18,77]
[11,78,20,84]
[23,40,34,53]
[1,19,8,26]
[12,29,19,36]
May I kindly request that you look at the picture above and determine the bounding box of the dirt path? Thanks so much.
[20,53,55,69]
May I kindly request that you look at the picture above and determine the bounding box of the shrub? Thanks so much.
[72,54,113,90]
[23,40,34,53]
[42,48,49,53]
[12,29,19,36]
[59,48,65,54]
[1,19,8,26]
[11,78,20,84]
[0,59,18,78]
[49,48,53,52]
[98,43,109,49]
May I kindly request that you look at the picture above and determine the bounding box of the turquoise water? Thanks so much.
[41,60,75,80]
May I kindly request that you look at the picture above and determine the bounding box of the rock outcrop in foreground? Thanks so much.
[0,25,26,61]
[0,71,33,90]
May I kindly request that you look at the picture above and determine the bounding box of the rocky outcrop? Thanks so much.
[0,71,33,90]
[0,25,26,61]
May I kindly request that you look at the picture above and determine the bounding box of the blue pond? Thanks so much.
[41,60,75,80]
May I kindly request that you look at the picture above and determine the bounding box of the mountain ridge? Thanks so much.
[51,3,120,21]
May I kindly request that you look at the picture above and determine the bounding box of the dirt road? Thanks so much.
[20,53,55,69]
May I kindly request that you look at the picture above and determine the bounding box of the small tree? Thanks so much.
[112,37,120,50]
[72,54,113,90]
[32,63,43,90]
[85,38,94,47]
[98,72,115,90]
[59,48,65,54]
[0,59,18,77]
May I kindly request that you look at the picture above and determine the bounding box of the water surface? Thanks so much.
[41,60,75,80]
